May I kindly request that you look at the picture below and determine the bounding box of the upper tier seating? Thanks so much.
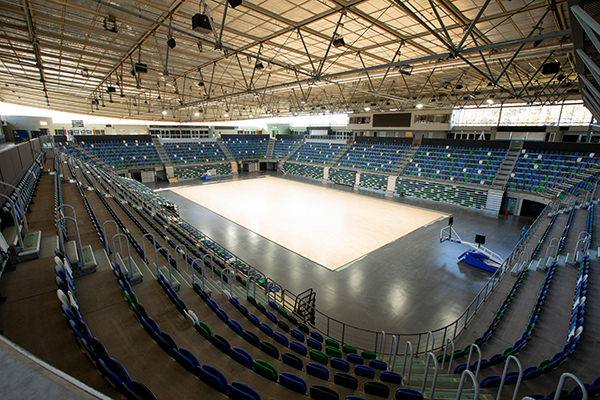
[402,145,507,185]
[79,139,161,169]
[222,137,269,160]
[289,142,345,165]
[163,141,227,164]
[336,141,409,173]
[273,138,302,159]
[508,149,599,196]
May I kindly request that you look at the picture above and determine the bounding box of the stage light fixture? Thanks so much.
[333,37,345,48]
[167,37,176,49]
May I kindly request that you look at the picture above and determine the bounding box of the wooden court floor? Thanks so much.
[152,172,531,333]
[172,176,444,270]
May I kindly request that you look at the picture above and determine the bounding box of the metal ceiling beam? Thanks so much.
[90,0,188,98]
[389,0,456,53]
[21,0,50,108]
[456,0,493,50]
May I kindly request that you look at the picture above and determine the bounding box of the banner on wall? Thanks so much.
[72,120,84,127]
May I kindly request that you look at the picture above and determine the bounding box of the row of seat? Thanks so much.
[221,137,269,161]
[78,140,161,169]
[289,142,346,165]
[329,168,356,187]
[465,261,557,385]
[283,162,324,180]
[359,173,388,192]
[173,164,233,180]
[55,241,157,400]
[531,214,559,259]
[189,284,405,399]
[272,138,302,159]
[163,141,227,164]
[557,207,576,255]
[394,178,488,209]
[1,152,44,231]
[336,142,409,173]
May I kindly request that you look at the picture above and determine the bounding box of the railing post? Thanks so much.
[421,352,439,398]
[552,373,588,400]
[379,331,386,360]
[111,233,132,280]
[497,355,523,400]
[102,220,119,253]
[455,370,479,400]
[402,341,413,384]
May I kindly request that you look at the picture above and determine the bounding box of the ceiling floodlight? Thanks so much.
[364,107,370,112]
[103,14,118,33]
[162,110,167,115]
[167,37,176,49]
[333,36,345,48]
[486,99,494,104]
[416,104,423,109]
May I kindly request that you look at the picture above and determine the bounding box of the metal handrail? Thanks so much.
[401,341,413,384]
[421,352,439,398]
[440,337,454,373]
[111,233,132,280]
[497,355,523,400]
[102,220,119,254]
[0,181,29,233]
[455,370,479,400]
[553,373,588,400]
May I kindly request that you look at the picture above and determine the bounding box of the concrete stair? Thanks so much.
[491,141,522,190]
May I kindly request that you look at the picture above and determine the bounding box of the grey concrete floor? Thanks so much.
[147,172,534,336]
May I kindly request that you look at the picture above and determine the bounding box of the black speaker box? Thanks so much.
[192,13,212,35]
[542,62,560,75]
[134,63,148,73]
[228,0,242,8]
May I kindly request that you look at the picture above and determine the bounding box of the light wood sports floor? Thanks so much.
[172,176,444,270]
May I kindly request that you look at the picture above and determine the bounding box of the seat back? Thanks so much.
[326,346,342,358]
[197,366,227,393]
[228,319,244,336]
[244,331,260,347]
[380,370,402,384]
[252,359,278,382]
[229,382,261,400]
[309,349,328,365]
[273,331,289,347]
[364,381,390,398]
[330,357,350,373]
[307,337,323,351]
[277,320,290,333]
[310,330,324,342]
[355,365,375,379]
[306,362,329,381]
[369,359,387,370]
[347,353,364,365]
[280,372,307,395]
[333,372,358,390]
[290,341,308,356]
[231,347,253,369]
[282,352,303,371]
[211,334,231,355]
[259,322,274,337]
[259,341,280,359]
[309,384,339,400]
[395,388,424,400]
[291,329,305,342]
